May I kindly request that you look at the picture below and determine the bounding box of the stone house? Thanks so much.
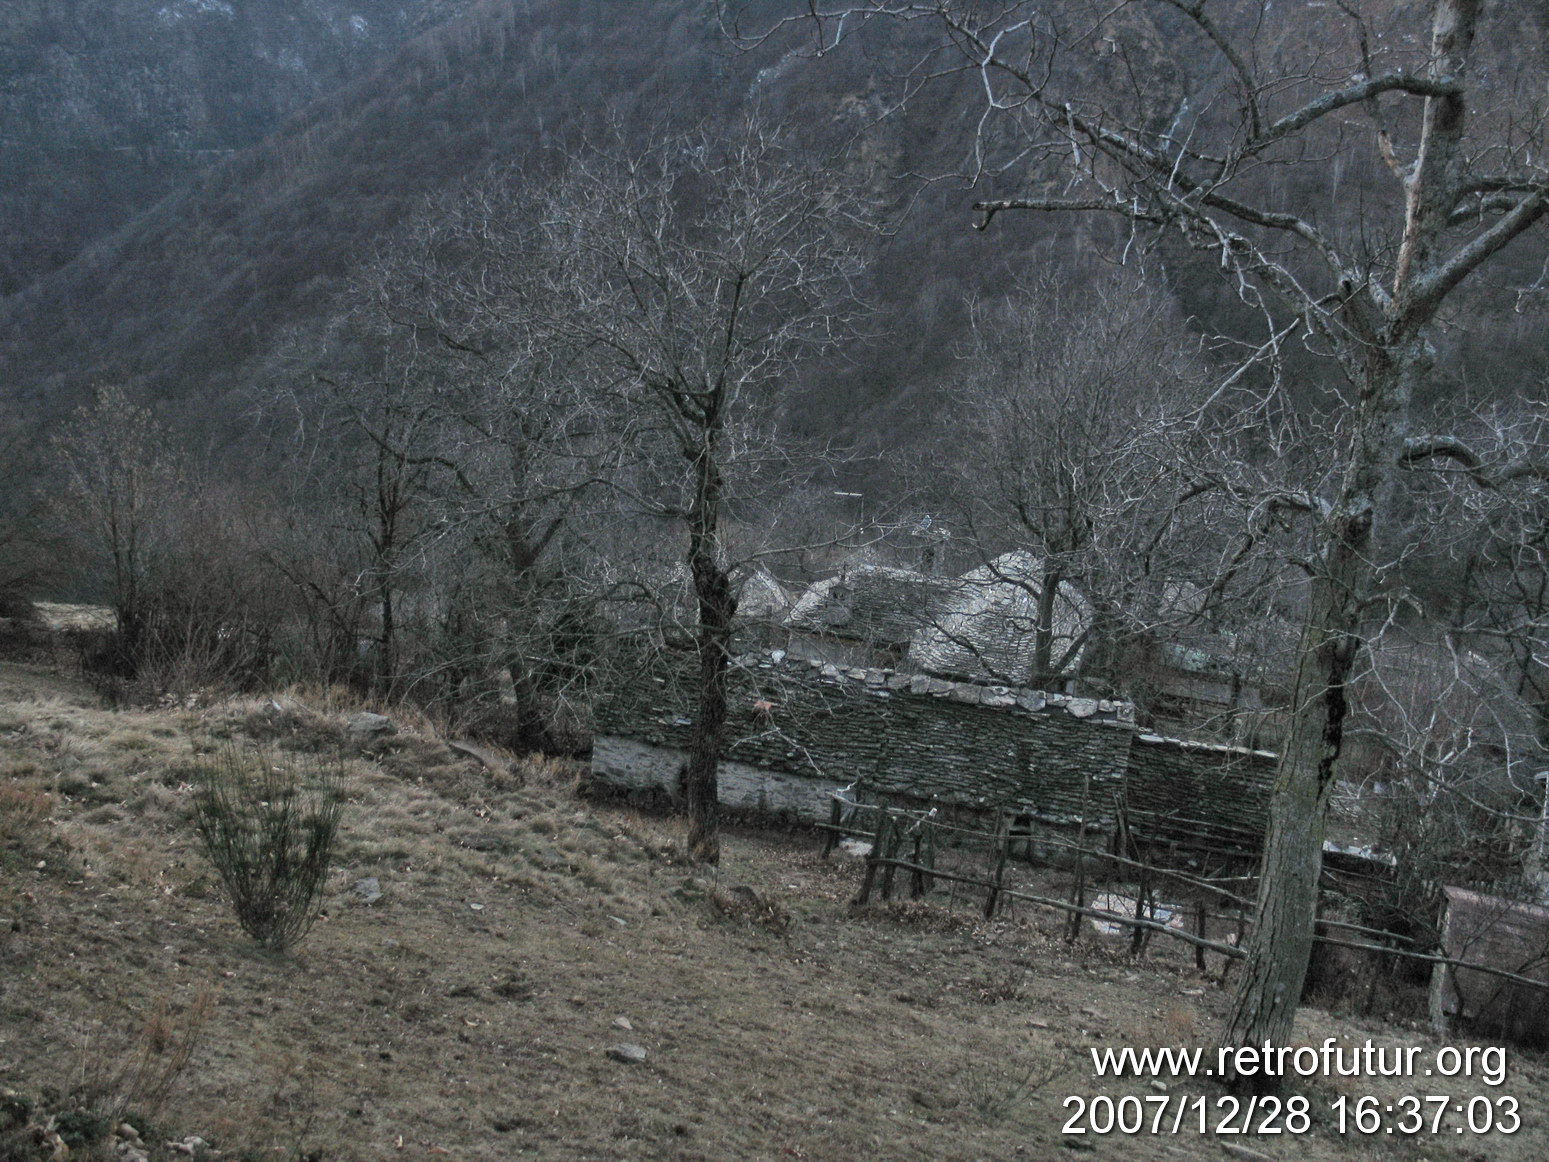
[782,551,1093,687]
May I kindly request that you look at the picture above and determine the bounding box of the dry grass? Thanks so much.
[0,658,1546,1161]
[0,784,52,851]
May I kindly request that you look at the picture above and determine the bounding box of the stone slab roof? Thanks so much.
[785,552,1094,685]
[784,565,958,648]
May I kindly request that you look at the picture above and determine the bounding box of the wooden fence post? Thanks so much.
[1131,848,1153,958]
[1066,776,1091,943]
[1194,900,1209,972]
[854,807,890,906]
[880,812,900,902]
[985,809,1011,920]
[821,794,843,858]
[912,814,936,899]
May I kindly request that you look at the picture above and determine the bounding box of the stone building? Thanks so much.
[1431,886,1549,1047]
[782,551,1092,687]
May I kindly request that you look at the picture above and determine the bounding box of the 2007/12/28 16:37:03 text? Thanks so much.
[1060,1093,1521,1136]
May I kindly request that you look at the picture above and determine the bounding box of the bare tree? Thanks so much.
[50,388,286,694]
[334,191,631,748]
[937,267,1236,692]
[51,386,180,674]
[266,341,448,698]
[762,0,1549,1064]
[1430,400,1549,726]
[515,124,873,862]
[0,417,56,604]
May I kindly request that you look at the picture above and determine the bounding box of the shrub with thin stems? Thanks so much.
[191,744,343,951]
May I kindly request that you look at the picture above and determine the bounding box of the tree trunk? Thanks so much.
[1220,0,1488,1074]
[1033,563,1064,688]
[1220,341,1418,1080]
[683,436,736,865]
[377,579,396,696]
[1219,545,1364,1079]
[506,660,560,754]
[372,441,402,698]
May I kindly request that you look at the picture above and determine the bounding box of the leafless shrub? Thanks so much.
[75,989,214,1122]
[948,1044,1064,1120]
[190,744,343,951]
[707,884,793,934]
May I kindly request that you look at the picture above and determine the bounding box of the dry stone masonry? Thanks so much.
[591,650,1279,851]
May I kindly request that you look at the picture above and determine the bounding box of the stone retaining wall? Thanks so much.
[592,651,1278,844]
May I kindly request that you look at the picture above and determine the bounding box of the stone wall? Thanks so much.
[593,651,1280,847]
[1125,734,1279,850]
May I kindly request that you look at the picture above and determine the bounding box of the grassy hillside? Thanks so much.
[1,660,1544,1161]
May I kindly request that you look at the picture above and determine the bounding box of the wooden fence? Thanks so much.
[819,789,1549,1002]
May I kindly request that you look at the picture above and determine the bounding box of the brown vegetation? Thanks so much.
[1,660,1546,1159]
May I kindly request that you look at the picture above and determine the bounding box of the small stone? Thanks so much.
[606,1042,648,1064]
[612,1017,634,1030]
[672,877,710,901]
[346,711,396,738]
[469,902,485,911]
[352,877,382,904]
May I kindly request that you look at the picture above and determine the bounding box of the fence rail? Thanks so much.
[823,790,1549,999]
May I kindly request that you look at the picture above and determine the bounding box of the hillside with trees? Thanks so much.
[4,0,1549,1133]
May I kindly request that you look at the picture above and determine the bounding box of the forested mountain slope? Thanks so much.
[2,1,1546,445]
[0,0,1075,442]
[0,0,474,297]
